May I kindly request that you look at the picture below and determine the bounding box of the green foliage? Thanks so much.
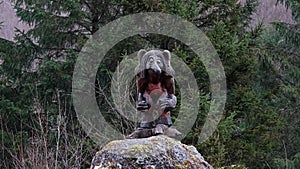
[272,152,300,169]
[0,0,299,168]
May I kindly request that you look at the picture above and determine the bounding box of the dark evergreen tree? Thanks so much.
[2,0,296,168]
[254,0,300,168]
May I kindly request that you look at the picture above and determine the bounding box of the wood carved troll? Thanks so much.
[126,49,181,139]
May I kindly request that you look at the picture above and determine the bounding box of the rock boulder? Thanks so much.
[90,135,213,169]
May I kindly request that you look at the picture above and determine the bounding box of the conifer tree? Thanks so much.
[2,0,293,168]
[253,0,300,168]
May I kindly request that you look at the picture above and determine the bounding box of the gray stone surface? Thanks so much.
[90,135,213,169]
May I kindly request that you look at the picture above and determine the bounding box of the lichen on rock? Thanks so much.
[90,135,213,169]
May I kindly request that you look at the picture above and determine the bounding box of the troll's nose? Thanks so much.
[152,67,161,74]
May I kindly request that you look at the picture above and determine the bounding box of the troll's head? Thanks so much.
[135,49,174,81]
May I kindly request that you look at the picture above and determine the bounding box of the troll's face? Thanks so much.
[145,53,164,75]
[135,49,174,79]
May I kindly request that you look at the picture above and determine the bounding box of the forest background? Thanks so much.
[0,0,299,168]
